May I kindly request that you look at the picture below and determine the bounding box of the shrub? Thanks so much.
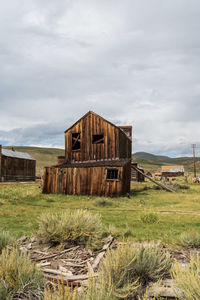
[45,244,171,300]
[179,231,200,248]
[106,224,120,238]
[38,209,105,250]
[172,183,190,190]
[123,225,132,238]
[140,213,159,224]
[133,245,172,286]
[172,254,200,299]
[95,198,113,207]
[152,185,161,190]
[96,244,139,299]
[0,231,16,254]
[0,248,44,299]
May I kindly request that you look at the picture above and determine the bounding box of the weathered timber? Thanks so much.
[0,146,36,182]
[43,160,131,197]
[43,269,98,281]
[147,279,176,298]
[132,165,176,193]
[43,111,132,197]
[92,236,114,270]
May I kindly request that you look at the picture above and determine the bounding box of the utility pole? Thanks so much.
[192,144,197,178]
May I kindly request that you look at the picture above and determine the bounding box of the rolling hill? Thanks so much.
[2,147,199,176]
[133,151,200,174]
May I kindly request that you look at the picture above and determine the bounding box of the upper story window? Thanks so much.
[72,133,81,151]
[92,134,104,144]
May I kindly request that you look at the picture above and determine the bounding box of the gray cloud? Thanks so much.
[0,0,200,156]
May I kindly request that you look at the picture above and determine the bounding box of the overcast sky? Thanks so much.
[0,0,200,157]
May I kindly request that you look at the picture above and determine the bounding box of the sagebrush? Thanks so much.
[38,209,105,249]
[172,254,200,299]
[179,231,200,248]
[0,231,16,254]
[0,247,44,299]
[44,243,171,300]
[140,213,159,224]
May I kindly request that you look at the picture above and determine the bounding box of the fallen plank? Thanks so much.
[43,270,98,281]
[92,236,114,270]
[34,246,79,262]
[147,279,176,298]
[132,165,176,193]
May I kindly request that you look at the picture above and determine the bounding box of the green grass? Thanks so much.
[0,180,200,246]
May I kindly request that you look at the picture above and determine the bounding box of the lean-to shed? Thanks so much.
[0,145,36,182]
[43,111,132,197]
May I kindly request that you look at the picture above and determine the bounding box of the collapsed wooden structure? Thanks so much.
[43,111,132,197]
[0,145,36,182]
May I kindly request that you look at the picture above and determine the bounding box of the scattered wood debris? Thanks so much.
[19,235,115,287]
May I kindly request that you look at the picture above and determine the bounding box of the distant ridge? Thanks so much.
[133,152,170,160]
[132,151,200,173]
[1,147,199,175]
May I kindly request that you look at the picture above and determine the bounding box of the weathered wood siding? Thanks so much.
[0,146,2,181]
[43,163,130,197]
[1,156,36,181]
[65,112,131,162]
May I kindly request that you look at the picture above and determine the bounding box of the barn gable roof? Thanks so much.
[64,111,132,140]
[2,149,35,161]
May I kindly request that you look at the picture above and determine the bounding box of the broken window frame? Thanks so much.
[92,134,104,144]
[72,132,81,151]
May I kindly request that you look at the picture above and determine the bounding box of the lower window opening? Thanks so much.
[107,168,119,180]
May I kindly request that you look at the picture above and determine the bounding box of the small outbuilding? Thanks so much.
[131,163,145,182]
[0,145,36,182]
[43,111,132,197]
[161,165,184,177]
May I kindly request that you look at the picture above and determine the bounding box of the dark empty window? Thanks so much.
[92,134,104,144]
[107,168,119,180]
[72,132,81,150]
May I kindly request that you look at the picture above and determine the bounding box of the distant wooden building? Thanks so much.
[0,145,36,182]
[43,111,132,197]
[131,163,144,182]
[161,165,184,177]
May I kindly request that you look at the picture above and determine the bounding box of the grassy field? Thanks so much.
[0,178,199,247]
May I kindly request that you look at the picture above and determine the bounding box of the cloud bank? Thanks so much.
[1,0,200,156]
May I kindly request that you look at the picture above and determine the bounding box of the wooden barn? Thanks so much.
[0,145,36,182]
[43,111,132,197]
[161,165,184,177]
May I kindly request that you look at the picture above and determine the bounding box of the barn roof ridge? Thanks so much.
[64,111,132,140]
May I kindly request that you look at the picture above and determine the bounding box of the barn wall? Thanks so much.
[65,113,122,162]
[0,145,2,182]
[1,156,36,181]
[43,163,130,197]
[118,129,132,159]
[161,172,184,177]
[122,161,131,194]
